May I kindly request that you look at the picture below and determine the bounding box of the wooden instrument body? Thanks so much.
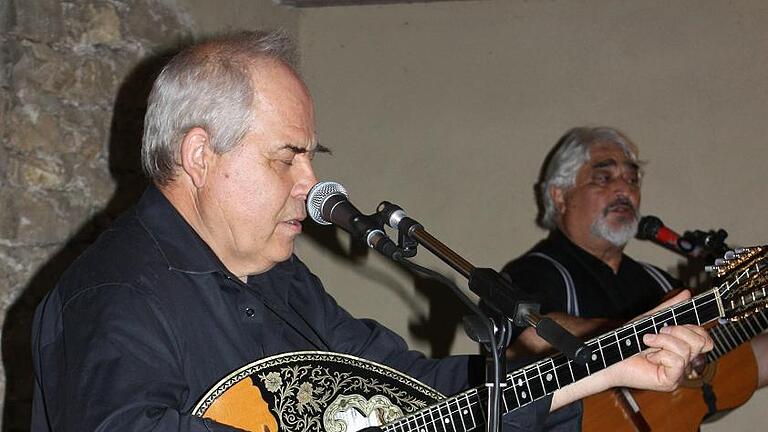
[194,351,444,432]
[582,341,759,431]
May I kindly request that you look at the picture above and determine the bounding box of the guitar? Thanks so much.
[582,305,768,431]
[194,246,768,432]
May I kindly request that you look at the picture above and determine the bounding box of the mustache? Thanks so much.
[603,197,637,217]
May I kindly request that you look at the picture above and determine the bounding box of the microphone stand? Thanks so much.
[375,202,591,432]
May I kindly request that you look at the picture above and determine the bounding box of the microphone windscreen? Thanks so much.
[307,181,348,225]
[636,215,663,240]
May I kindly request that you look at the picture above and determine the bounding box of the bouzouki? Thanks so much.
[194,246,768,432]
[583,303,768,431]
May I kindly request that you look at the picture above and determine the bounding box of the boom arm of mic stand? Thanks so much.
[396,217,591,364]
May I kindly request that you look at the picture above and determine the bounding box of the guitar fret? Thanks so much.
[674,303,696,328]
[420,408,431,432]
[538,358,559,394]
[632,322,642,352]
[422,405,435,432]
[437,400,457,432]
[613,331,624,360]
[535,363,546,397]
[596,336,607,368]
[601,333,622,365]
[551,358,562,390]
[693,298,702,324]
[582,349,591,376]
[635,319,654,350]
[522,367,534,404]
[507,370,522,409]
[616,326,639,359]
[461,395,480,430]
[438,405,448,432]
[566,355,576,382]
[438,404,449,432]
[500,383,509,414]
[401,409,418,432]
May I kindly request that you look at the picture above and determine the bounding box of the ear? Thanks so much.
[179,127,212,188]
[550,185,567,216]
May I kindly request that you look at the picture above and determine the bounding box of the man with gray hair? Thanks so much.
[503,126,679,359]
[501,126,687,430]
[31,34,710,432]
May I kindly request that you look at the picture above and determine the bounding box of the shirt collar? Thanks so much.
[134,184,224,275]
[549,229,631,275]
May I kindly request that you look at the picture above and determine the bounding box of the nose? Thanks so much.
[292,156,318,200]
[612,175,636,195]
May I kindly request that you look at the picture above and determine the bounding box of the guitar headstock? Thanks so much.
[707,246,768,321]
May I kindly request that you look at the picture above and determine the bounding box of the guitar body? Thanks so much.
[193,351,444,432]
[582,342,759,431]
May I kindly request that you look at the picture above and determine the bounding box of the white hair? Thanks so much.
[538,127,641,229]
[141,30,297,185]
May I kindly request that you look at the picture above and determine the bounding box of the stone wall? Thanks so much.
[0,1,191,429]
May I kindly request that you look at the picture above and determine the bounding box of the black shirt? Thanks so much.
[31,185,552,431]
[500,230,680,432]
[502,230,679,320]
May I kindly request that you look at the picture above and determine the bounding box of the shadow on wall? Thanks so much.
[1,50,174,432]
[301,222,469,359]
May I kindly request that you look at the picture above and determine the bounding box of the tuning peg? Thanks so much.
[705,265,718,273]
[724,250,736,260]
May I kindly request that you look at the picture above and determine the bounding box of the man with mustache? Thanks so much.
[499,127,692,429]
[502,127,768,430]
[502,127,676,360]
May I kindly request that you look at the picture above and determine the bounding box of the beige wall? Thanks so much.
[179,0,299,37]
[295,1,768,430]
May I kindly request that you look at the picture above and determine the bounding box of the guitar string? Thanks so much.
[386,293,723,431]
[387,269,766,430]
[708,308,768,360]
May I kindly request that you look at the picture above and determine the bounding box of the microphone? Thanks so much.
[306,181,400,259]
[636,215,696,255]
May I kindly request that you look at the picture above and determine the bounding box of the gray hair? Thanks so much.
[141,30,298,185]
[538,127,640,229]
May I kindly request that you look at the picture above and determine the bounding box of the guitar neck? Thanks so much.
[707,308,768,362]
[496,289,721,413]
[382,289,722,432]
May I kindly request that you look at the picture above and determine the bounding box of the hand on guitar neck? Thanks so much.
[550,291,713,411]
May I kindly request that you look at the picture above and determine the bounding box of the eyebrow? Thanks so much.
[592,158,639,171]
[280,143,333,156]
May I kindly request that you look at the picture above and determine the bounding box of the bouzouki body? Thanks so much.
[194,351,445,432]
[195,246,768,432]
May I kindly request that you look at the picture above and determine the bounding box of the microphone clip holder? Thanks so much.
[681,228,729,258]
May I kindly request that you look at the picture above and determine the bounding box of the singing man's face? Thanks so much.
[199,60,320,276]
